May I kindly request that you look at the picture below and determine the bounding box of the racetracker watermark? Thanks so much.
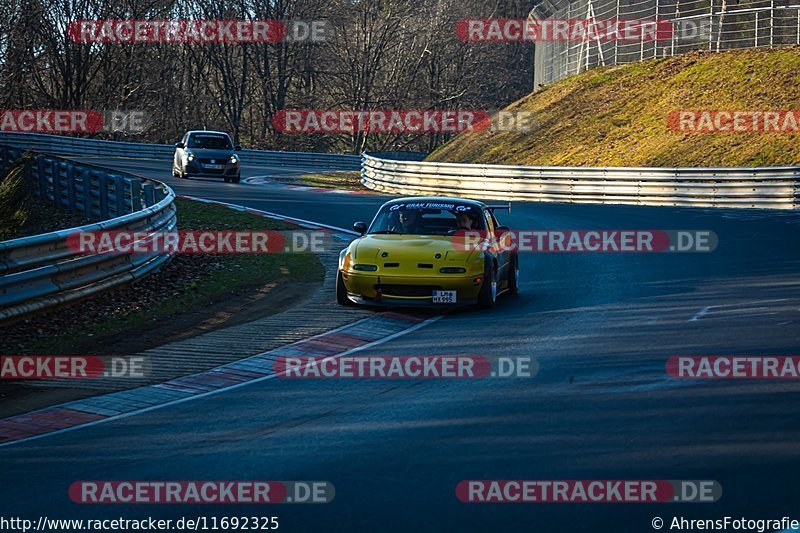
[0,110,147,133]
[68,20,327,43]
[66,231,326,254]
[0,356,149,379]
[69,481,334,504]
[668,110,800,133]
[456,18,675,42]
[272,110,535,133]
[667,356,800,379]
[451,230,718,253]
[274,356,538,379]
[457,480,721,503]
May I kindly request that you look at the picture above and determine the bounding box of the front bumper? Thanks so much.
[341,271,482,306]
[184,160,239,178]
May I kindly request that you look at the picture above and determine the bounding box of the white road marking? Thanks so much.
[179,195,359,236]
[716,299,789,307]
[698,311,780,320]
[689,299,791,321]
[689,307,710,321]
[243,176,271,185]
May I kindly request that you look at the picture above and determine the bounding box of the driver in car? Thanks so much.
[391,208,424,234]
[456,210,478,230]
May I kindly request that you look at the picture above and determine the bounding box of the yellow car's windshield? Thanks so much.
[368,202,486,236]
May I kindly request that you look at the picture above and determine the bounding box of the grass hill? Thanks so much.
[428,47,800,167]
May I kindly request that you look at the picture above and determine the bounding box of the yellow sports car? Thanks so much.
[336,197,519,308]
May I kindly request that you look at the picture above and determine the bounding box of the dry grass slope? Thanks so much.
[429,47,800,167]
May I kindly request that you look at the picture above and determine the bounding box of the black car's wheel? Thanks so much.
[231,174,241,184]
[506,254,519,295]
[477,258,497,309]
[223,176,231,183]
[336,270,355,306]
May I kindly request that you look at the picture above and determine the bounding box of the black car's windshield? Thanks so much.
[188,134,233,150]
[368,201,486,236]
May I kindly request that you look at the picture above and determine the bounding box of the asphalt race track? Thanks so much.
[2,156,799,532]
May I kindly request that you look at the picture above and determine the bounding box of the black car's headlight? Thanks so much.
[229,155,239,164]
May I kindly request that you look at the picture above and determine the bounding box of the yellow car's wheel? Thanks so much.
[507,254,519,295]
[336,270,355,306]
[477,259,497,309]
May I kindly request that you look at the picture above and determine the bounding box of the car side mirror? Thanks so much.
[175,142,184,149]
[353,222,367,235]
[234,144,242,151]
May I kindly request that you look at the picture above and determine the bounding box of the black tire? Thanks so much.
[223,176,231,183]
[477,258,497,309]
[231,174,241,184]
[336,270,355,306]
[506,254,519,295]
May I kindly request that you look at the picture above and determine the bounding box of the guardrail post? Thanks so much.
[143,184,156,207]
[129,180,142,213]
[98,174,109,219]
[81,168,93,217]
[113,176,125,216]
[35,156,47,200]
[51,159,62,208]
[65,163,76,213]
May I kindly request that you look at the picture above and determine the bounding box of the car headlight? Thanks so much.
[353,264,378,271]
[229,155,239,164]
[186,152,195,161]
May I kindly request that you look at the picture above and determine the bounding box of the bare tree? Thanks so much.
[1,0,534,153]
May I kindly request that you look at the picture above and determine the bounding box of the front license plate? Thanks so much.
[432,290,457,303]
[203,164,223,170]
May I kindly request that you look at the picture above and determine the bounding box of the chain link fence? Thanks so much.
[531,0,800,85]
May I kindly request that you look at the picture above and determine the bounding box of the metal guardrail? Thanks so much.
[361,154,800,209]
[0,132,362,171]
[0,146,177,323]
